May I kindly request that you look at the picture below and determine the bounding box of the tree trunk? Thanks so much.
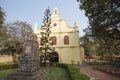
[12,53,17,63]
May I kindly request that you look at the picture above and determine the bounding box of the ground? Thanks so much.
[0,67,70,80]
[1,62,120,80]
[79,64,120,80]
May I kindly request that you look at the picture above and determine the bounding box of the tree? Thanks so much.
[40,7,53,67]
[7,21,33,42]
[7,21,33,53]
[77,0,120,39]
[0,6,5,26]
[3,21,33,62]
[77,0,120,57]
[0,6,8,53]
[80,34,99,60]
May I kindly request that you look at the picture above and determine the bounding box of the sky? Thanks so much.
[0,0,88,37]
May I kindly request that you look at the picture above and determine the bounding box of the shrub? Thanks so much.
[67,64,90,80]
[0,63,18,71]
[56,63,90,80]
[113,62,120,67]
[93,65,120,77]
[86,61,112,65]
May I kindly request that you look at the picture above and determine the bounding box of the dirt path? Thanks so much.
[79,65,120,80]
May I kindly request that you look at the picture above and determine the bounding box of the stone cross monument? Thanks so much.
[5,34,45,80]
[18,34,40,73]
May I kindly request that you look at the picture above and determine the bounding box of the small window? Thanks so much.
[64,36,69,45]
[40,38,45,45]
[51,36,57,45]
[53,23,57,27]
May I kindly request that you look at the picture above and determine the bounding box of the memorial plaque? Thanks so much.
[25,46,31,54]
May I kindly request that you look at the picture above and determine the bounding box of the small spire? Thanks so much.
[34,22,38,30]
[74,20,78,27]
[51,7,61,20]
[34,22,39,33]
[54,7,59,14]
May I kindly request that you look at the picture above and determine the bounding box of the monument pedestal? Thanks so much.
[5,56,45,80]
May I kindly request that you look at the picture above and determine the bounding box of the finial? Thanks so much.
[34,22,38,30]
[54,7,59,14]
[74,20,78,27]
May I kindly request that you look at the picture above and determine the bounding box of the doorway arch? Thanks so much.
[49,52,59,62]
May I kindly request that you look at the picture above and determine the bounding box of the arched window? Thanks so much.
[55,10,57,14]
[64,36,69,45]
[51,36,57,45]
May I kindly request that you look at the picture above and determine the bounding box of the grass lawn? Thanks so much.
[0,67,70,80]
[42,67,70,80]
[0,69,16,79]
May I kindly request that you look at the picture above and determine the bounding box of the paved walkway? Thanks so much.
[79,64,120,80]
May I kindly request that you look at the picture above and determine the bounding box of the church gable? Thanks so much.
[51,8,78,33]
[34,7,84,64]
[34,7,80,47]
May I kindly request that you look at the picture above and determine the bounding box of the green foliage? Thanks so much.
[45,67,70,80]
[78,0,120,39]
[77,0,120,57]
[93,64,120,77]
[0,63,18,71]
[0,6,5,26]
[80,35,99,57]
[86,61,110,65]
[0,69,16,79]
[0,6,8,53]
[1,21,33,56]
[40,7,54,67]
[67,64,90,80]
[57,63,90,80]
[6,21,33,41]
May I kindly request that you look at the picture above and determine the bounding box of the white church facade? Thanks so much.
[34,7,84,64]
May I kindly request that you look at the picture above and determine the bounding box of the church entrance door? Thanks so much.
[49,52,59,62]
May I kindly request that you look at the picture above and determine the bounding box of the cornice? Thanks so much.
[51,31,79,34]
[39,45,80,48]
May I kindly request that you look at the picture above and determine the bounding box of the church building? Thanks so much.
[34,7,84,64]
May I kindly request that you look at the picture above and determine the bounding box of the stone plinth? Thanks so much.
[18,56,40,73]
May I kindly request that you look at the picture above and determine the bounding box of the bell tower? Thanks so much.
[51,7,61,20]
[54,7,59,14]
